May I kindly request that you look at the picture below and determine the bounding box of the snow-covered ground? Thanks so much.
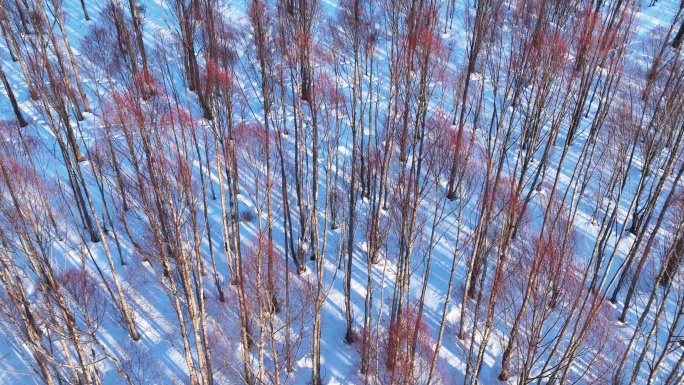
[1,0,683,384]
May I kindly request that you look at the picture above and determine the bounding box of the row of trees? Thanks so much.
[1,0,684,384]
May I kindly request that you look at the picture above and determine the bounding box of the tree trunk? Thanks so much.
[672,20,684,48]
[0,63,28,127]
[52,0,90,113]
[80,0,90,20]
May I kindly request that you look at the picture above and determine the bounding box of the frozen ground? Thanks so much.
[1,0,684,384]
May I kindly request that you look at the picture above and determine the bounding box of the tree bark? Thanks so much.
[0,62,28,127]
[672,19,684,48]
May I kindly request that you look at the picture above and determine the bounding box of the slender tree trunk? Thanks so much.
[0,63,28,127]
[79,0,90,20]
[672,19,684,48]
[129,0,151,98]
[51,0,90,112]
